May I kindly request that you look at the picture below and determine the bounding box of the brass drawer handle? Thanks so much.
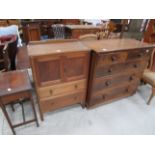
[49,90,53,95]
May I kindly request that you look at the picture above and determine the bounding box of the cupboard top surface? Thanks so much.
[28,41,90,56]
[82,38,155,53]
[65,25,102,30]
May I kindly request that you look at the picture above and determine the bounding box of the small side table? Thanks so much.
[0,70,39,135]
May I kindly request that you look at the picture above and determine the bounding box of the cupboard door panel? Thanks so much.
[64,52,89,81]
[33,55,63,86]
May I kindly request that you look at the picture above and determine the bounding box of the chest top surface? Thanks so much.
[0,70,31,97]
[28,41,90,56]
[65,25,102,30]
[82,38,155,53]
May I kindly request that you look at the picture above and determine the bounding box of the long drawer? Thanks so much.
[97,49,151,67]
[92,72,142,93]
[88,82,138,106]
[96,59,148,78]
[37,79,86,99]
[40,92,85,113]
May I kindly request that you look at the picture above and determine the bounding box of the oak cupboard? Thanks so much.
[28,40,90,120]
[82,39,155,107]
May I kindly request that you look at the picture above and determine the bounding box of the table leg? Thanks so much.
[30,94,39,127]
[0,101,16,135]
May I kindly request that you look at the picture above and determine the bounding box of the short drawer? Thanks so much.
[38,79,86,99]
[40,92,85,113]
[89,83,138,106]
[93,72,142,92]
[97,49,151,67]
[96,60,148,78]
[97,51,128,66]
[127,49,151,60]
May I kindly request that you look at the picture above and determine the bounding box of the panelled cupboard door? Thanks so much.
[63,52,89,82]
[32,54,63,87]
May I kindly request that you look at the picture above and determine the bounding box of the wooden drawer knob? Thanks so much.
[111,55,117,61]
[129,75,134,81]
[133,64,138,68]
[102,95,105,100]
[108,68,112,73]
[138,53,144,57]
[105,80,111,86]
[49,90,53,95]
[74,84,78,89]
[126,88,130,92]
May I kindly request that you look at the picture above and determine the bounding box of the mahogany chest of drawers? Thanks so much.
[28,40,90,120]
[82,39,154,107]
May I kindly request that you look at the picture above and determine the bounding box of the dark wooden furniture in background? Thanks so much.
[22,23,41,44]
[0,19,20,27]
[65,25,102,39]
[143,19,155,72]
[82,39,154,108]
[143,20,155,43]
[61,19,80,25]
[16,45,30,69]
[28,40,90,120]
[0,70,39,135]
[21,20,81,43]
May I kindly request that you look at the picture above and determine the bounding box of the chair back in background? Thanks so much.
[52,24,65,39]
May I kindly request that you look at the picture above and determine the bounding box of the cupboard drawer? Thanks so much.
[89,83,138,106]
[96,60,148,78]
[40,92,85,112]
[38,79,86,99]
[93,72,142,92]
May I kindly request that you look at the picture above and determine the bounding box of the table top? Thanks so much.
[82,38,155,53]
[65,24,102,30]
[28,41,90,56]
[0,70,32,97]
